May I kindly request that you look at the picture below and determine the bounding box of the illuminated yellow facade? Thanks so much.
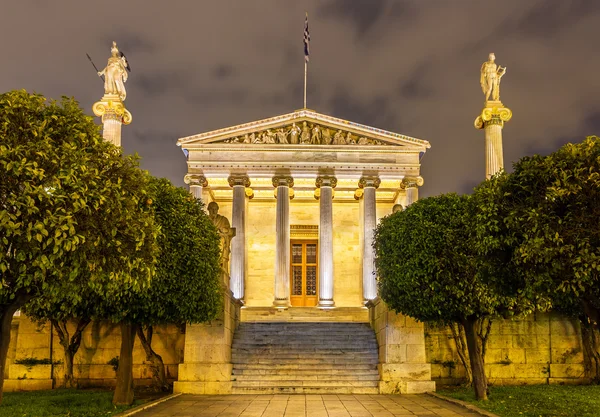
[178,109,430,308]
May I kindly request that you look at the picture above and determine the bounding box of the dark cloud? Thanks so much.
[2,0,598,196]
[319,0,385,36]
[507,0,600,38]
[212,64,235,80]
[328,88,393,128]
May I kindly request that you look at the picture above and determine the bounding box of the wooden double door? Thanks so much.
[290,240,318,307]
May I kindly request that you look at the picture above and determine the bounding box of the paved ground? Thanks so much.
[132,394,484,417]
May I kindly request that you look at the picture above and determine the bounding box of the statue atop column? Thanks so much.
[207,202,236,286]
[98,41,130,101]
[480,52,506,102]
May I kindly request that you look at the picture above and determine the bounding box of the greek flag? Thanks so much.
[304,13,310,63]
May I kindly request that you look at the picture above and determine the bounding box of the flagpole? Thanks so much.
[304,59,307,109]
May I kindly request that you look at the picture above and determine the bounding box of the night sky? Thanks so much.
[3,1,600,197]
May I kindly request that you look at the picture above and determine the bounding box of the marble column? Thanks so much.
[184,174,208,201]
[228,175,251,301]
[359,176,380,302]
[401,176,424,206]
[273,176,294,308]
[316,176,337,307]
[474,102,513,179]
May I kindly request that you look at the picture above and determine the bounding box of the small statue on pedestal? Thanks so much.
[480,52,506,102]
[97,41,130,101]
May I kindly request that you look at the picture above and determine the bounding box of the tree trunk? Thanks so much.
[53,318,91,388]
[113,322,137,406]
[449,323,473,384]
[580,316,600,381]
[462,317,488,401]
[136,326,169,391]
[0,294,30,404]
[478,318,493,363]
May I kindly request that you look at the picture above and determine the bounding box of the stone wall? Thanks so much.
[174,290,241,394]
[368,298,436,394]
[425,313,592,386]
[4,315,184,391]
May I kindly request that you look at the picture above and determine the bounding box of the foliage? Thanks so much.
[133,177,222,326]
[0,90,158,310]
[107,357,119,372]
[438,385,600,417]
[374,193,520,400]
[474,136,600,329]
[13,357,61,366]
[375,194,509,323]
[0,389,139,417]
[0,90,158,401]
[131,177,222,391]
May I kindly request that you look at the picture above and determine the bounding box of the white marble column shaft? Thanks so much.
[102,113,122,147]
[273,176,293,307]
[317,177,336,307]
[360,177,380,302]
[485,122,504,179]
[401,177,424,207]
[229,176,250,301]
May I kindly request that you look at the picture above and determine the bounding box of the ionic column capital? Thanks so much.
[228,175,251,188]
[358,176,380,189]
[272,176,294,188]
[400,176,424,189]
[315,176,338,189]
[474,103,512,130]
[184,174,208,187]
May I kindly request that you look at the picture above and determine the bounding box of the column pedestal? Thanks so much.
[474,101,512,179]
[316,176,337,308]
[273,176,294,308]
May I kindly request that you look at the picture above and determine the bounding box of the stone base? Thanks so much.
[241,306,369,322]
[379,380,436,394]
[4,379,53,392]
[173,381,232,395]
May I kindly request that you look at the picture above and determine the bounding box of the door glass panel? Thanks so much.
[292,266,303,296]
[306,244,317,264]
[306,266,317,295]
[292,244,302,264]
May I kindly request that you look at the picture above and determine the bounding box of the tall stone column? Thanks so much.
[273,176,294,308]
[92,95,132,147]
[401,176,424,206]
[359,176,380,302]
[474,102,512,179]
[184,174,208,201]
[228,175,251,301]
[316,176,337,308]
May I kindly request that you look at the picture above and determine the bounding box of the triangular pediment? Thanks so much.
[177,109,430,150]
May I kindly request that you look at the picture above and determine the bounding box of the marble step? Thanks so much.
[233,379,379,388]
[231,386,380,395]
[232,347,377,354]
[232,368,378,376]
[233,363,377,371]
[232,373,379,381]
[240,307,369,323]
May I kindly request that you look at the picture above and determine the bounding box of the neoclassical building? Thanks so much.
[178,109,428,309]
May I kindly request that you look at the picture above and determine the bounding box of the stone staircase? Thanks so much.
[231,322,380,394]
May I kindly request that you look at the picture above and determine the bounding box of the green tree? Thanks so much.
[375,194,519,400]
[133,177,222,391]
[105,177,222,404]
[475,136,600,378]
[0,90,158,401]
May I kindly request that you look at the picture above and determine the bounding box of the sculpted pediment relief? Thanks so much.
[221,122,387,146]
[177,109,430,150]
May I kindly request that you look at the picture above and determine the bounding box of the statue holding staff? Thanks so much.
[98,41,130,101]
[480,52,506,102]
